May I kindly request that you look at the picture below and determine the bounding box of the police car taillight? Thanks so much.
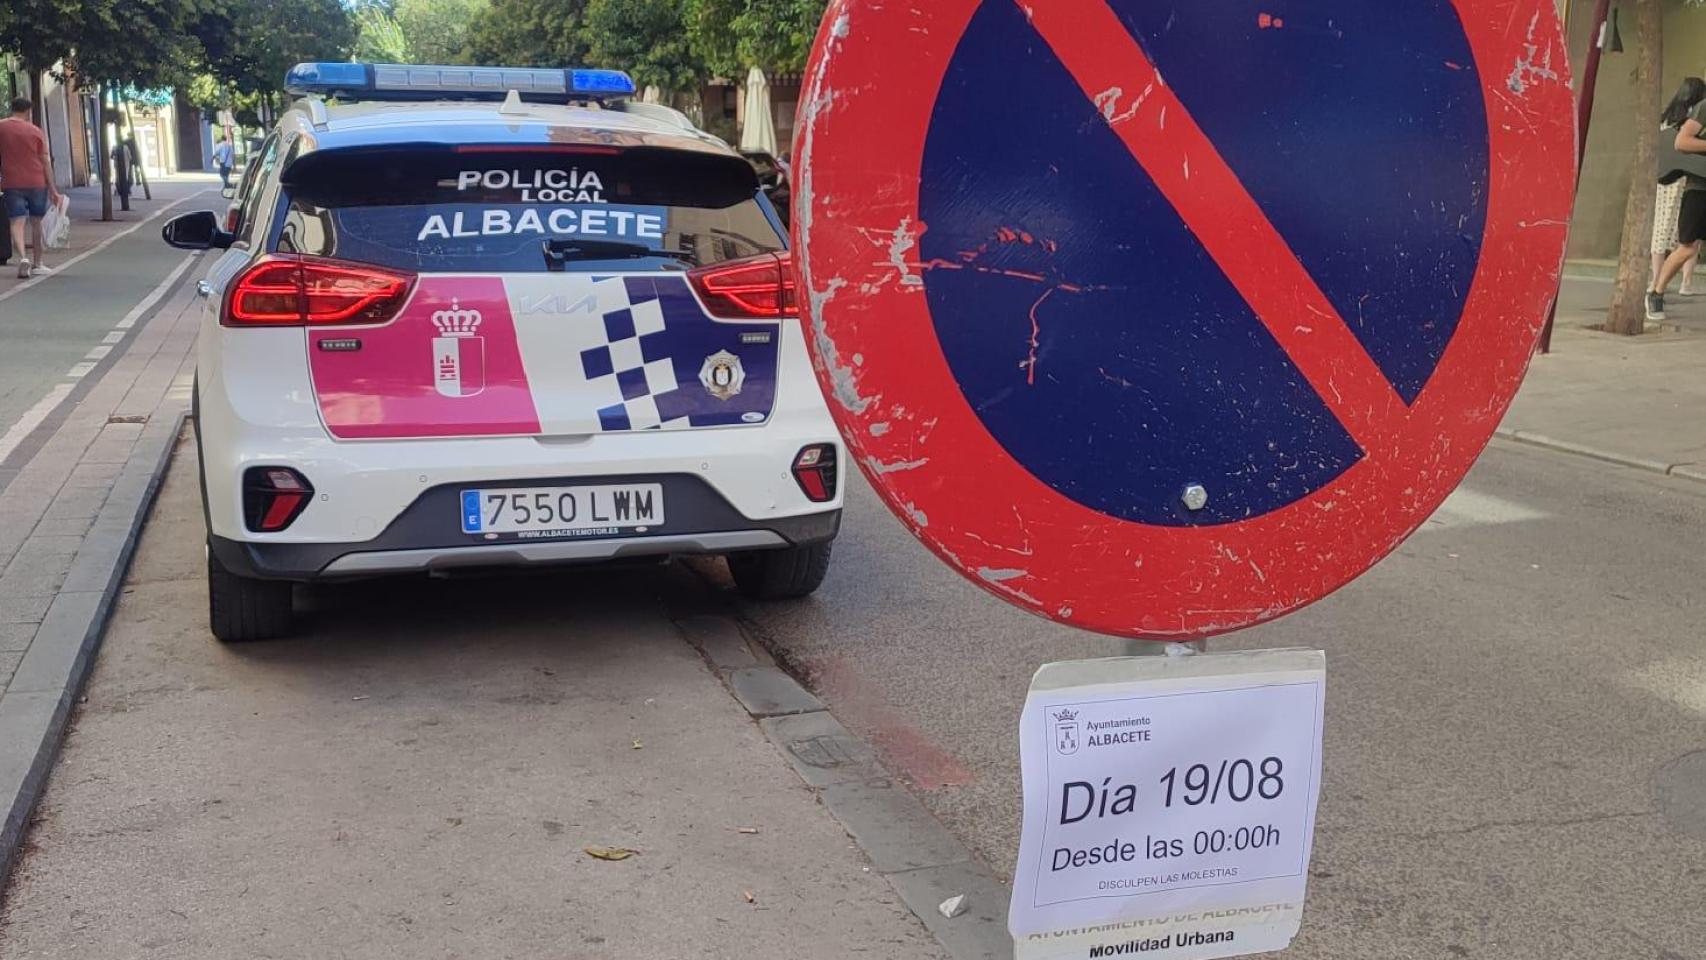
[225,256,414,326]
[243,467,314,533]
[792,444,838,503]
[689,251,797,319]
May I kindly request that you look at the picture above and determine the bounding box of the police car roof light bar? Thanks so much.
[284,62,637,103]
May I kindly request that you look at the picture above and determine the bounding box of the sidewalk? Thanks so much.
[1498,273,1706,481]
[0,437,952,959]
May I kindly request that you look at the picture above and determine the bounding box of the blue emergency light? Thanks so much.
[284,62,637,102]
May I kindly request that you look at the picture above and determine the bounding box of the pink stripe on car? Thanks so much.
[309,276,543,439]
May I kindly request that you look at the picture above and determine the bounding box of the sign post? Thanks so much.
[793,0,1574,954]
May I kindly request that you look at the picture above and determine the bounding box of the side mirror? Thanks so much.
[162,210,234,250]
[221,185,236,200]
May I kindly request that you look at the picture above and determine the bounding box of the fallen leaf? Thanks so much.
[584,846,638,862]
[632,739,644,750]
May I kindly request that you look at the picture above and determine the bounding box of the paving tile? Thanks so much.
[0,649,22,692]
[676,615,759,670]
[0,594,52,624]
[882,862,1014,960]
[728,666,828,718]
[761,710,885,788]
[4,535,82,566]
[0,623,36,652]
[5,591,101,695]
[27,516,93,539]
[62,461,125,489]
[0,553,74,599]
[821,779,974,875]
[40,484,109,522]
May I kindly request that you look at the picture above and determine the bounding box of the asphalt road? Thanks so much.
[718,439,1706,959]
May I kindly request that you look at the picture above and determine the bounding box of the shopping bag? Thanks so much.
[42,195,71,249]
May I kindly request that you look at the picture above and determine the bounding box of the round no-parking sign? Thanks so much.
[794,0,1575,640]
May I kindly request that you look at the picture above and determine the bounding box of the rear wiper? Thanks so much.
[541,239,696,270]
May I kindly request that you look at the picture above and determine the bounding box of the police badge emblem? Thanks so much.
[699,349,746,401]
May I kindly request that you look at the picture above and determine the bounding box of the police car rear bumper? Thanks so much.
[209,472,840,581]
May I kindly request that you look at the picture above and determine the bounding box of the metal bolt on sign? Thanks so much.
[1180,483,1209,512]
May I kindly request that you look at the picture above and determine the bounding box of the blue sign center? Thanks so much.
[919,0,1489,526]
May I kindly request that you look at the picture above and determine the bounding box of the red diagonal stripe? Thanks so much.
[1019,0,1407,454]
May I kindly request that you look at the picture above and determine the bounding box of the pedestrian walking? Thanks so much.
[112,138,134,212]
[1649,79,1706,318]
[0,96,64,279]
[212,133,235,189]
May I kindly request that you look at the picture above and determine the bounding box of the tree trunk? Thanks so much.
[1607,0,1664,335]
[95,82,113,222]
[24,62,45,127]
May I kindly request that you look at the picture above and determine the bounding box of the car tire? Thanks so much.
[727,540,834,600]
[207,544,294,642]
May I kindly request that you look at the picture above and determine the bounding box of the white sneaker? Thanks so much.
[15,258,29,279]
[30,264,50,275]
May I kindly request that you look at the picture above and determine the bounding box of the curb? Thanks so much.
[675,615,1014,960]
[0,411,186,889]
[1493,428,1706,484]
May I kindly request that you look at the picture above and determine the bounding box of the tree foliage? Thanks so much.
[463,0,824,81]
[728,0,821,73]
[398,0,488,64]
[683,0,821,76]
[584,0,702,92]
[73,0,211,87]
[196,0,355,100]
[353,5,412,62]
[1,0,73,81]
[465,0,590,68]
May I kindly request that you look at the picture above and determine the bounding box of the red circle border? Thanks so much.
[793,0,1576,640]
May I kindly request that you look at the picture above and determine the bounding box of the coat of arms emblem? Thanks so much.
[432,299,486,398]
[1053,708,1080,755]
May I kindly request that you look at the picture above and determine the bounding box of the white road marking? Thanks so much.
[101,330,124,344]
[0,190,211,305]
[1423,487,1549,531]
[0,382,73,463]
[114,252,199,330]
[84,345,112,361]
[66,361,96,379]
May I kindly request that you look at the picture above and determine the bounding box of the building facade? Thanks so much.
[1568,0,1706,260]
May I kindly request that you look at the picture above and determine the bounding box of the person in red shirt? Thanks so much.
[0,97,64,279]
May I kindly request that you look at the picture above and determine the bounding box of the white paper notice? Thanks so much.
[1010,649,1325,960]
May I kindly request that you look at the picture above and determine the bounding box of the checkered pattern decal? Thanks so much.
[576,275,780,432]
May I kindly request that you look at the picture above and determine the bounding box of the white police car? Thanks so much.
[163,63,842,642]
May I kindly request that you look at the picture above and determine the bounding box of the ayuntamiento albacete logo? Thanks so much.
[1053,708,1080,755]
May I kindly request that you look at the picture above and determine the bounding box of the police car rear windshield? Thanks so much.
[274,147,783,272]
